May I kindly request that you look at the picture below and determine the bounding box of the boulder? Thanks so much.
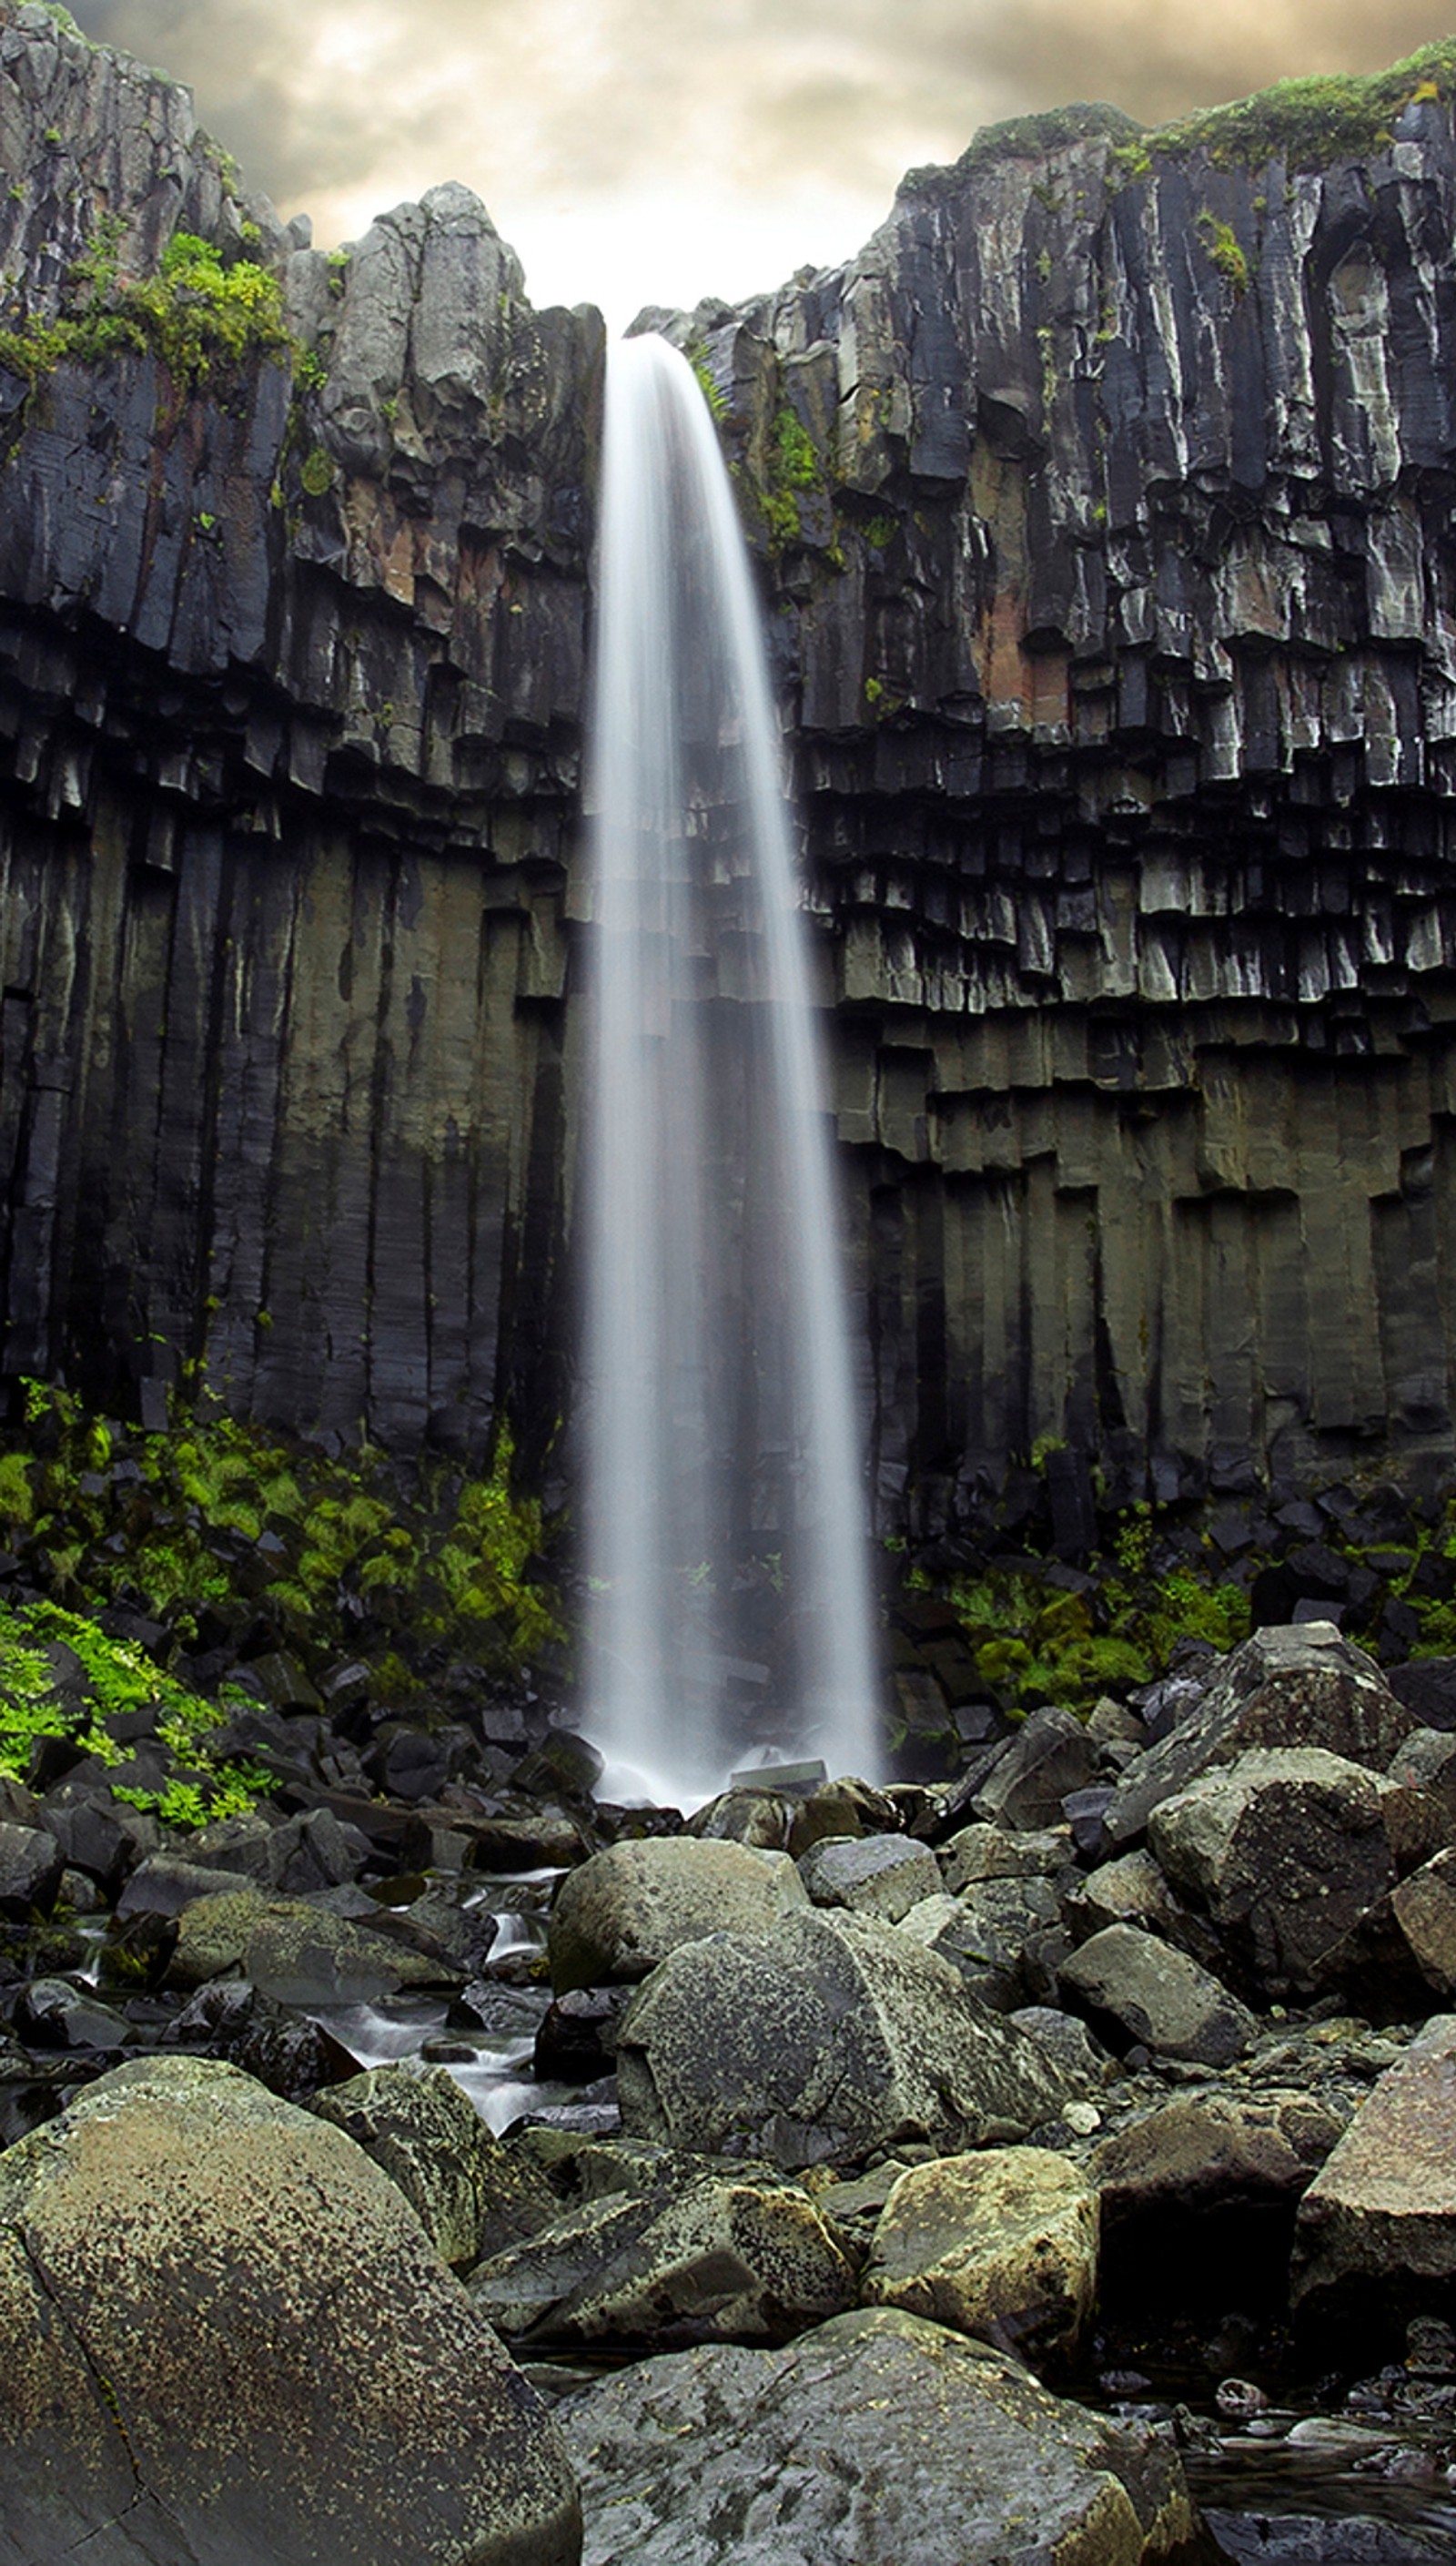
[902,1876,1068,2010]
[1094,2091,1344,2307]
[310,2061,560,2268]
[1102,1624,1410,1850]
[864,2146,1098,2370]
[797,1831,941,1922]
[0,1817,63,1918]
[1386,1725,1456,1824]
[938,1821,1072,1894]
[547,1839,807,1994]
[1058,1922,1256,2066]
[0,2056,581,2566]
[165,1886,461,2001]
[970,1706,1100,1831]
[560,2305,1203,2565]
[1391,1849,1456,1993]
[469,2162,855,2347]
[616,1908,1069,2168]
[1291,2016,1456,2342]
[1148,1749,1395,1998]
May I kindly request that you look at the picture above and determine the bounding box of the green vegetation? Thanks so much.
[1110,44,1456,182]
[0,222,289,390]
[0,1378,563,1683]
[685,340,727,422]
[902,102,1141,194]
[299,443,335,496]
[0,1596,268,1821]
[1198,214,1251,296]
[753,401,825,554]
[940,1541,1250,1717]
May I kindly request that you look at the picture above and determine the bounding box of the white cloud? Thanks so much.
[69,0,1455,325]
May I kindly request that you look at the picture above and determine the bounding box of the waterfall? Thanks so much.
[583,332,882,1807]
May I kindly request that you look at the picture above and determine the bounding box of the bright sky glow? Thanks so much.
[70,0,1456,328]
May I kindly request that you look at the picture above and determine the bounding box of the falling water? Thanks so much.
[584,332,882,1806]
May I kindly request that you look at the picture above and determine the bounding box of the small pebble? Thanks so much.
[1216,2378,1269,2420]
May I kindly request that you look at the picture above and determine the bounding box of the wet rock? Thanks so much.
[547,1838,808,1995]
[864,2145,1098,2370]
[115,1853,260,1918]
[797,1831,941,1922]
[560,2305,1203,2565]
[0,2057,581,2564]
[1059,1922,1256,2066]
[1103,1626,1410,1851]
[311,2060,560,2268]
[534,1984,633,2083]
[615,1907,1068,2168]
[159,1977,359,2103]
[1291,2014,1456,2342]
[12,1976,134,2052]
[1148,1749,1396,1998]
[469,2160,855,2347]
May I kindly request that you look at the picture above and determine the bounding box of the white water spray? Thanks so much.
[584,333,881,1806]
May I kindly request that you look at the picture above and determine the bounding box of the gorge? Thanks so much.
[4,8,1456,1550]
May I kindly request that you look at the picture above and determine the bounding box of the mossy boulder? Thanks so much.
[0,2055,581,2565]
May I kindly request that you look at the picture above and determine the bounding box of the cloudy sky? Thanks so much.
[70,1,1453,325]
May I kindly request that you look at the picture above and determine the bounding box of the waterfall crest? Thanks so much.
[585,332,881,1805]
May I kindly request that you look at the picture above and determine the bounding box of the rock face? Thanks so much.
[4,12,1456,1520]
[0,2054,582,2566]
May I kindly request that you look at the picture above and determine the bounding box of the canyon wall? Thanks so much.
[3,0,1456,1530]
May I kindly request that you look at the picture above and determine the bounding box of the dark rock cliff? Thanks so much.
[3,1,1456,1532]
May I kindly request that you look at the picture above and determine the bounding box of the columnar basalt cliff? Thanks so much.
[3,0,1456,1531]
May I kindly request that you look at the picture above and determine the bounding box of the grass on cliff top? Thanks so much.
[904,42,1456,198]
[1113,42,1456,178]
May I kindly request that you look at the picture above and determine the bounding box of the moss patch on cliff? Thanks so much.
[0,221,288,390]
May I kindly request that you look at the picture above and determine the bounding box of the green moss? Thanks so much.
[1,1378,563,1690]
[1198,213,1250,295]
[0,222,288,390]
[0,1596,268,1821]
[921,101,1142,188]
[299,444,335,496]
[685,340,727,422]
[862,514,897,550]
[1110,43,1456,181]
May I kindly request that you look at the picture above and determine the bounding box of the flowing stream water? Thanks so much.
[584,333,881,1806]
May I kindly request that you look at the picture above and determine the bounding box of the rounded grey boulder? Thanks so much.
[548,1836,807,1993]
[0,2055,581,2566]
[615,1906,1069,2167]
